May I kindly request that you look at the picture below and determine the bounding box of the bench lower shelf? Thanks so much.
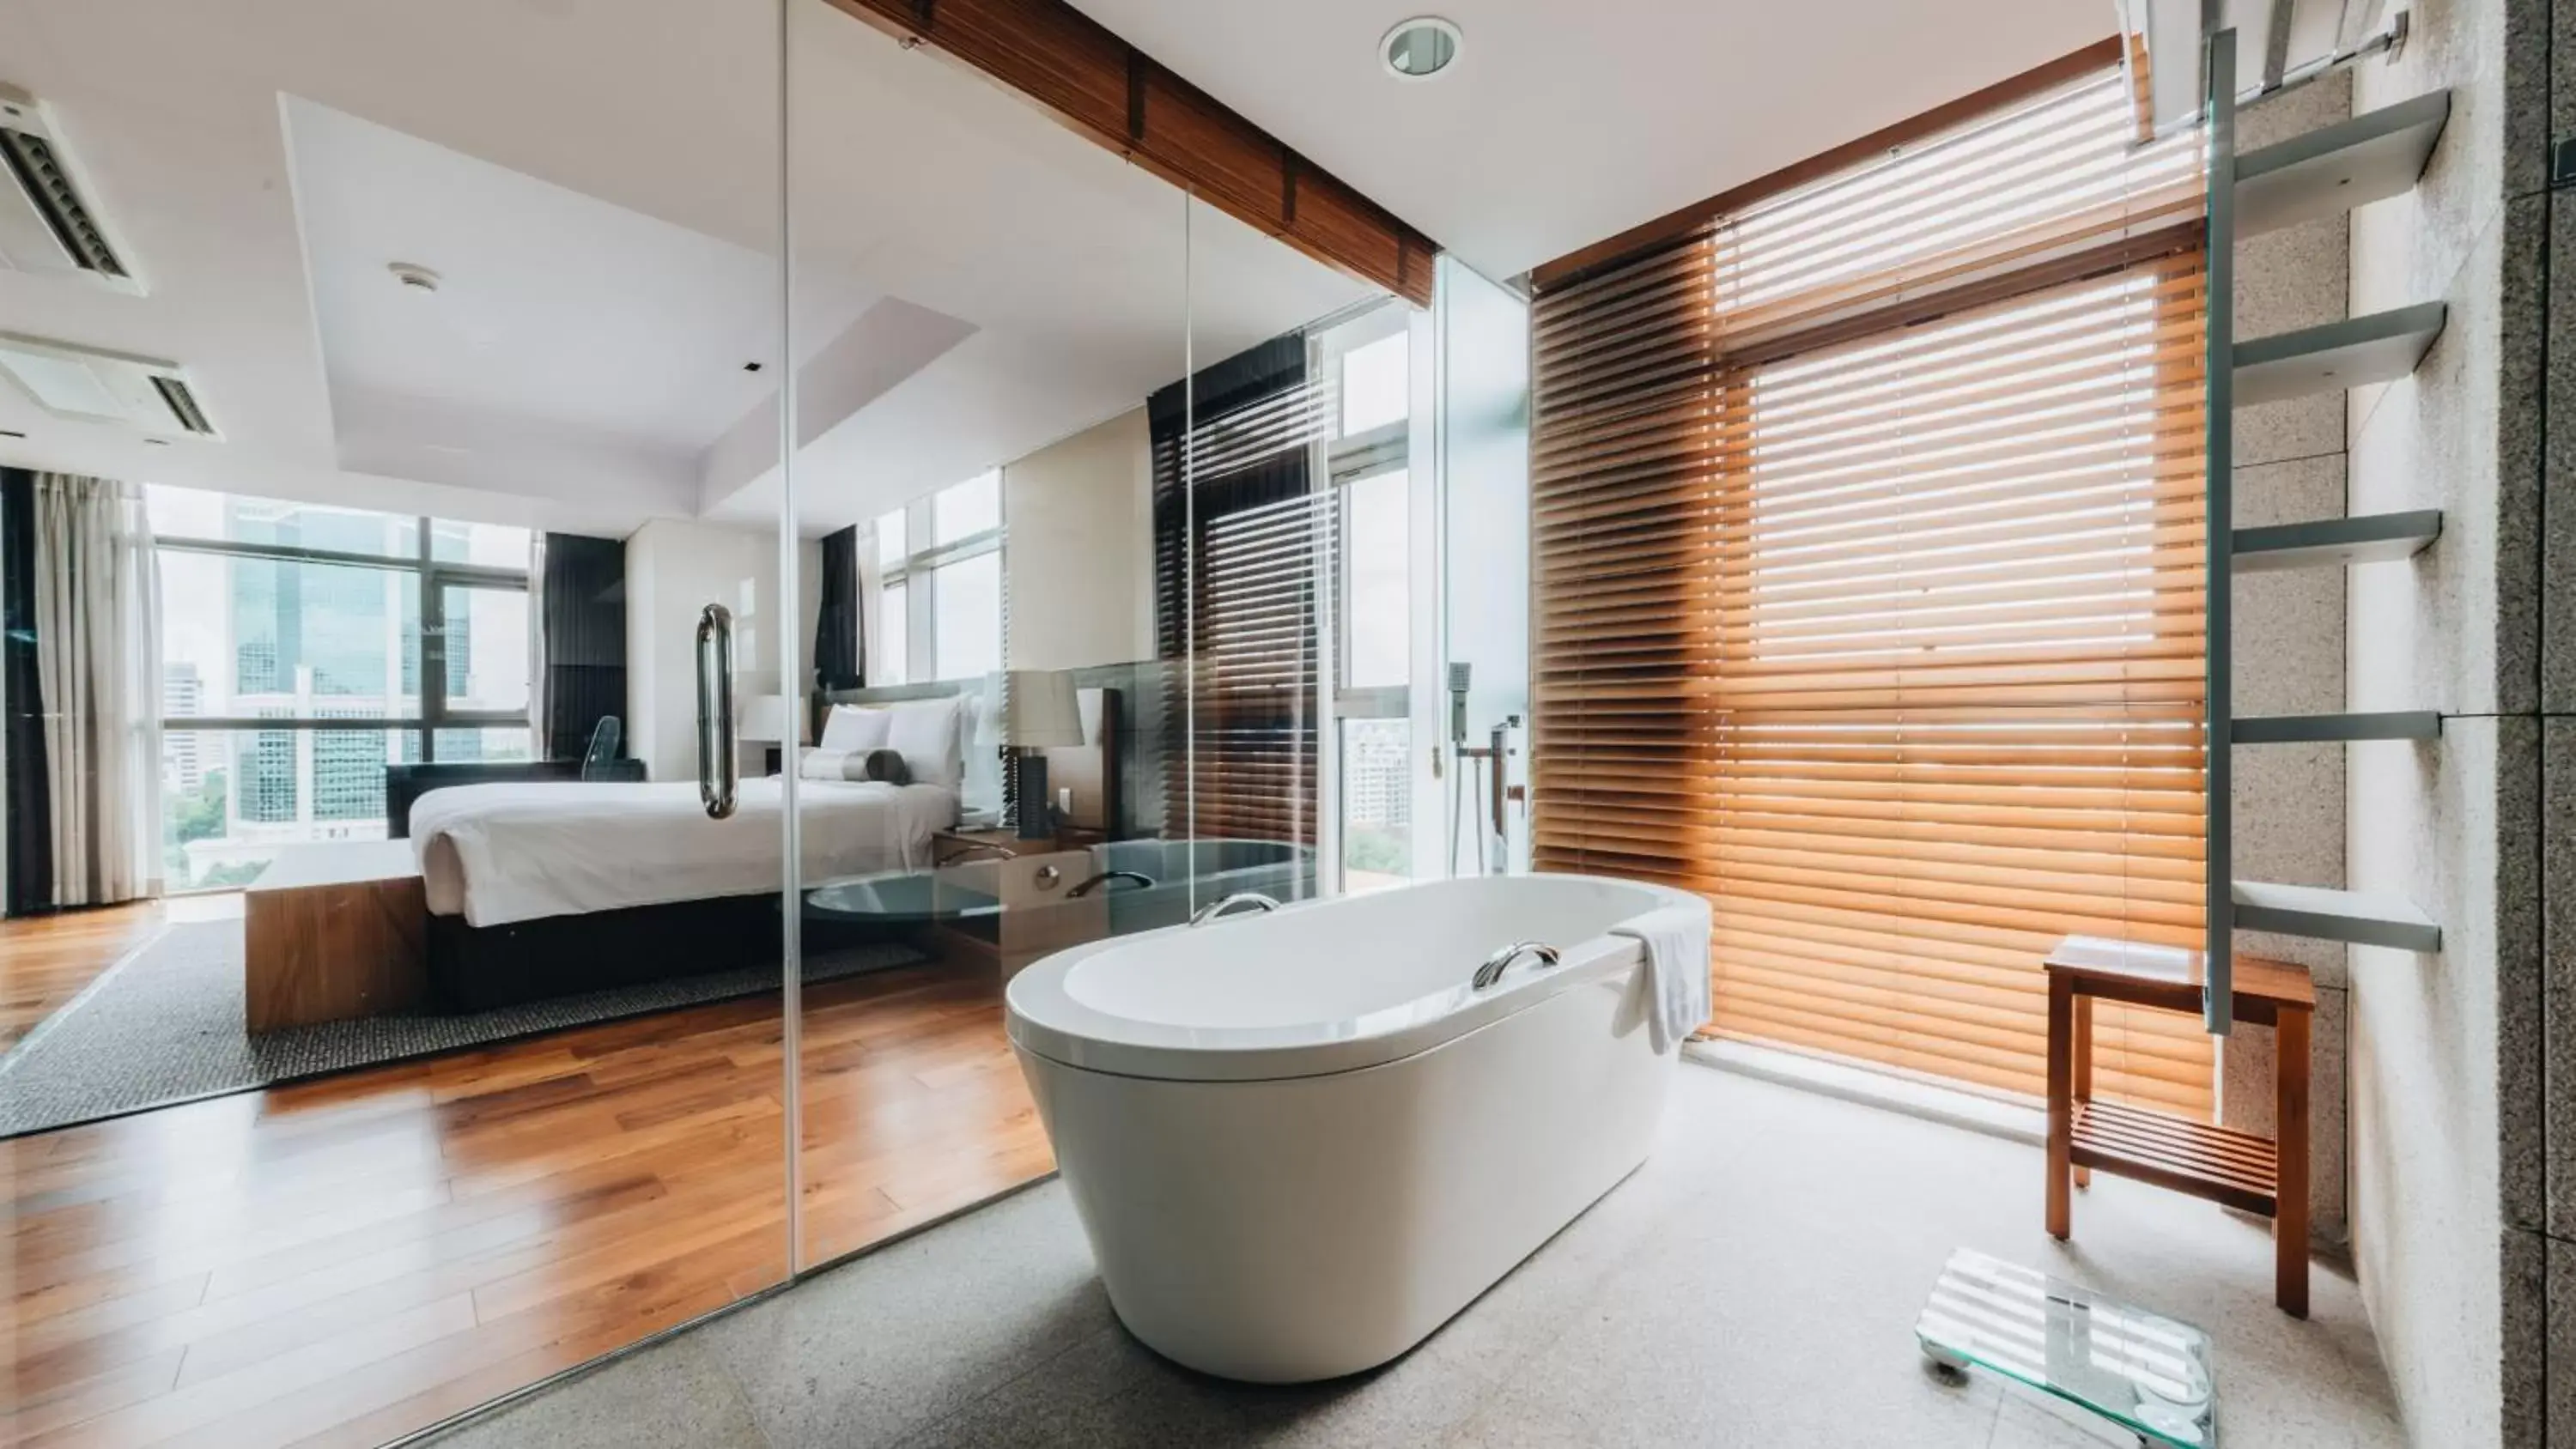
[2070,1099,2279,1218]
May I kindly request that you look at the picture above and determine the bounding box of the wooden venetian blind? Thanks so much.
[1530,67,2216,1114]
[1151,341,1336,849]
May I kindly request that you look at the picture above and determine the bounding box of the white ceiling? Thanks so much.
[0,0,1370,538]
[1069,0,2117,282]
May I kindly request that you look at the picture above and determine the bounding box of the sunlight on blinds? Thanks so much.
[1531,67,2213,1114]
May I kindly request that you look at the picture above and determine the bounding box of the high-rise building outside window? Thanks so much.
[149,485,532,890]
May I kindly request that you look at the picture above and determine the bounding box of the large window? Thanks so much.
[1320,308,1414,893]
[1528,68,2209,1113]
[873,470,1003,686]
[149,487,532,889]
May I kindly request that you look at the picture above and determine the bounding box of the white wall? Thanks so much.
[1000,408,1152,672]
[623,517,816,782]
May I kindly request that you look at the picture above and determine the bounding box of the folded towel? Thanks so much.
[1612,899,1713,1055]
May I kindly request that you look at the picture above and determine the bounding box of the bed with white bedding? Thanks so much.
[411,776,957,927]
[410,693,973,1010]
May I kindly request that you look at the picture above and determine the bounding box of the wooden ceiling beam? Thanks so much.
[823,0,1439,306]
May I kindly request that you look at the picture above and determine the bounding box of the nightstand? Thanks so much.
[928,827,1112,983]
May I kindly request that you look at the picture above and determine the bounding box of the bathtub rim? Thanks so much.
[1004,874,1705,1083]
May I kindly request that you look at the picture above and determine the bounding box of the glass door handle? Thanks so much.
[696,603,738,819]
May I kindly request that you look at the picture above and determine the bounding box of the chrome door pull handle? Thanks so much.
[696,603,738,820]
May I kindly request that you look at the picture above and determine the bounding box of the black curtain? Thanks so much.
[538,533,628,763]
[2,467,51,915]
[815,524,862,692]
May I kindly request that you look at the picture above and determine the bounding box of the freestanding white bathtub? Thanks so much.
[1005,873,1709,1383]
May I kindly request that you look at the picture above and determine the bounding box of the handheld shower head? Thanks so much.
[1447,661,1472,745]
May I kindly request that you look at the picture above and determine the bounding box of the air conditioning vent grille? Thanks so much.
[0,124,126,279]
[149,374,212,435]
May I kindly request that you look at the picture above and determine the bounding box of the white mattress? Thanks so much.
[410,777,958,927]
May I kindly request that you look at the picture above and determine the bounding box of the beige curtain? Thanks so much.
[527,532,550,755]
[855,521,885,682]
[31,472,161,906]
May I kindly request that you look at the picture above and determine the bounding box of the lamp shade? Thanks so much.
[738,694,795,744]
[982,670,1084,749]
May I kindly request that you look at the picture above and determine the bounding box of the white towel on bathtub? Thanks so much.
[1612,900,1712,1055]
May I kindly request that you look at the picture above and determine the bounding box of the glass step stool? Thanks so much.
[1917,1247,2217,1447]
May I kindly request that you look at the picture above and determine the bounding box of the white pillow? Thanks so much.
[797,748,852,781]
[818,705,890,754]
[884,695,966,790]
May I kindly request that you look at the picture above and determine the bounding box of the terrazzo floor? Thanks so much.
[423,1064,2405,1447]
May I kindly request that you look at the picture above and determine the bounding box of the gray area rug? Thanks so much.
[0,920,927,1137]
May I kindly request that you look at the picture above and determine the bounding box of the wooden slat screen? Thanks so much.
[1530,67,2215,1115]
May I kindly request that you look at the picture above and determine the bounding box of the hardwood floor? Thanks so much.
[0,900,192,1053]
[3,912,1053,1449]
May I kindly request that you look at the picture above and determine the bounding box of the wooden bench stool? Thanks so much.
[2044,935,2314,1318]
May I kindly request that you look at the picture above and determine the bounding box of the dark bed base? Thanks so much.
[424,894,928,1013]
[427,894,785,1013]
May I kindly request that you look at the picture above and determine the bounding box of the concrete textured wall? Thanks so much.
[2531,0,2576,1440]
[2228,70,2357,1246]
[2339,0,2553,1441]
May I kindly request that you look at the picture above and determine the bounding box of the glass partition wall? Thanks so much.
[779,0,1193,1268]
[1170,196,1415,916]
[6,2,1451,1440]
[1,2,795,1440]
[1433,257,1534,881]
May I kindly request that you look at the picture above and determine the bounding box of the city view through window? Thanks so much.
[150,487,532,889]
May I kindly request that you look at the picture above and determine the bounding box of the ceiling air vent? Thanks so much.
[0,83,141,294]
[0,333,217,438]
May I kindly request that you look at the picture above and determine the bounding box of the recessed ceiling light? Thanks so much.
[387,261,441,293]
[1381,17,1461,81]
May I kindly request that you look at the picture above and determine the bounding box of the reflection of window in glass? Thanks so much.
[878,581,908,686]
[1340,332,1409,436]
[933,470,1001,545]
[878,472,1004,689]
[440,586,530,712]
[1341,469,1410,688]
[1340,718,1412,892]
[876,508,906,569]
[932,552,1002,682]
